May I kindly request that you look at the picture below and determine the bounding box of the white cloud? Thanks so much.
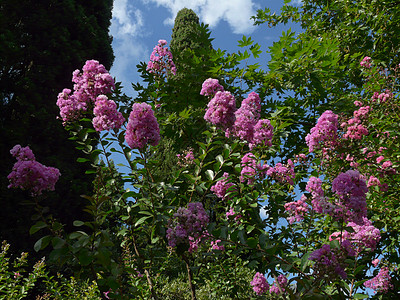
[111,0,144,37]
[110,0,147,95]
[144,0,257,34]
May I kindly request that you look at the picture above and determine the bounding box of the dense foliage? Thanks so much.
[0,0,114,255]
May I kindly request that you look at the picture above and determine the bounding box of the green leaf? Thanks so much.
[52,237,66,249]
[73,220,85,227]
[247,237,257,248]
[135,216,152,227]
[30,221,48,235]
[205,169,214,181]
[353,294,368,299]
[34,235,51,252]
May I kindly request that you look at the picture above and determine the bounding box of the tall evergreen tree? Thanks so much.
[0,0,114,254]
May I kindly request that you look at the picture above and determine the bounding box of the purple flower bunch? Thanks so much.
[266,159,295,185]
[364,267,393,294]
[57,60,115,124]
[8,145,61,196]
[309,241,355,280]
[305,177,335,214]
[204,91,237,130]
[269,274,288,295]
[200,78,224,97]
[147,39,176,77]
[211,172,236,200]
[166,202,209,249]
[284,195,309,224]
[250,272,269,295]
[331,170,368,223]
[92,95,125,132]
[305,110,338,153]
[125,102,160,149]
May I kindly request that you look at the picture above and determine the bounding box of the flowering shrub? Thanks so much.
[7,53,400,299]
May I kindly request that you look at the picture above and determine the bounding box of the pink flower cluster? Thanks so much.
[269,274,288,295]
[166,202,209,249]
[305,110,338,153]
[177,148,195,167]
[8,145,61,196]
[266,159,295,185]
[250,272,269,295]
[230,92,274,148]
[210,239,225,251]
[204,91,236,129]
[360,56,372,68]
[125,102,160,149]
[284,195,308,224]
[147,39,176,77]
[331,170,368,223]
[240,153,267,185]
[226,207,242,223]
[305,177,334,214]
[309,241,355,280]
[364,267,393,294]
[200,78,224,97]
[371,90,393,103]
[230,92,261,142]
[201,82,274,147]
[341,106,370,140]
[330,217,381,253]
[92,95,125,131]
[211,172,235,200]
[347,218,381,252]
[57,60,115,124]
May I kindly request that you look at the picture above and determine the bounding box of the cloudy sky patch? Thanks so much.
[144,0,257,34]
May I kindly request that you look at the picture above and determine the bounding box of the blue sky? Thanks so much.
[109,0,302,96]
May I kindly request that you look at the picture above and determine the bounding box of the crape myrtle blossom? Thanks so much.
[250,272,269,295]
[57,60,115,124]
[360,56,372,68]
[330,217,381,253]
[331,170,368,223]
[72,60,115,103]
[147,39,176,77]
[92,95,125,131]
[250,119,274,149]
[309,241,355,280]
[226,207,242,223]
[200,78,224,97]
[166,202,209,249]
[284,194,309,224]
[266,159,295,185]
[230,92,261,142]
[364,267,393,294]
[269,274,288,295]
[125,102,160,149]
[8,145,61,196]
[211,172,236,200]
[240,153,267,185]
[305,110,338,153]
[204,91,236,130]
